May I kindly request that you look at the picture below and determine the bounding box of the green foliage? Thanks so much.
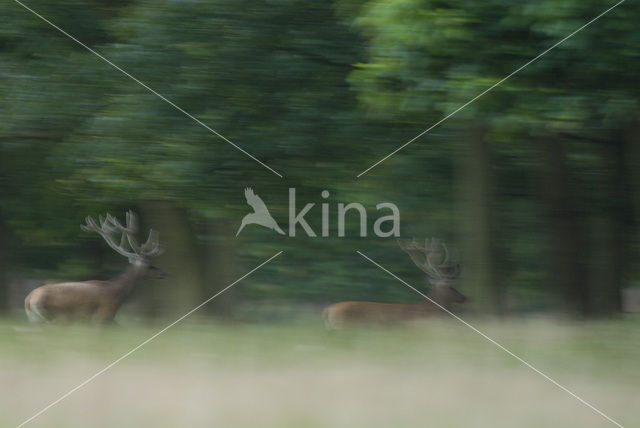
[1,0,638,316]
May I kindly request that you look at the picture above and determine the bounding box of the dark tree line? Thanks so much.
[1,0,638,318]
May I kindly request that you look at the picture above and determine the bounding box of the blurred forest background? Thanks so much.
[1,0,639,320]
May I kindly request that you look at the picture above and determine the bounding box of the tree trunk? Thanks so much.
[0,211,8,314]
[592,139,632,314]
[456,126,503,314]
[200,219,238,319]
[138,202,204,319]
[540,138,591,316]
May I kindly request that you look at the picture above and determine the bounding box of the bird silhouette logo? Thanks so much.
[236,187,285,236]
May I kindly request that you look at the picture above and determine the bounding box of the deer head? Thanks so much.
[81,210,166,278]
[398,238,465,305]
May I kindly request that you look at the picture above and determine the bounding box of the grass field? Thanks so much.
[1,314,638,427]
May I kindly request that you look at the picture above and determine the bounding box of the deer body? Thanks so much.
[324,302,426,329]
[323,284,465,329]
[24,212,165,323]
[25,261,159,323]
[324,238,465,329]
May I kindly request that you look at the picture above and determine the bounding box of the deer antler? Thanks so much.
[398,238,460,281]
[81,211,163,260]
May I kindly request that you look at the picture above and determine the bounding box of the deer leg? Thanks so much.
[92,306,117,324]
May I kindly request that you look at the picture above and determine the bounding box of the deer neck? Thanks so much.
[113,261,147,299]
[426,286,452,310]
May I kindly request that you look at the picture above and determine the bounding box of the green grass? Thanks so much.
[1,315,638,427]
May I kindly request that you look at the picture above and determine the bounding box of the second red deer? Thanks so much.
[323,239,465,329]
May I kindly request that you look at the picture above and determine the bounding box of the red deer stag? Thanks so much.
[323,238,465,329]
[24,211,165,323]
